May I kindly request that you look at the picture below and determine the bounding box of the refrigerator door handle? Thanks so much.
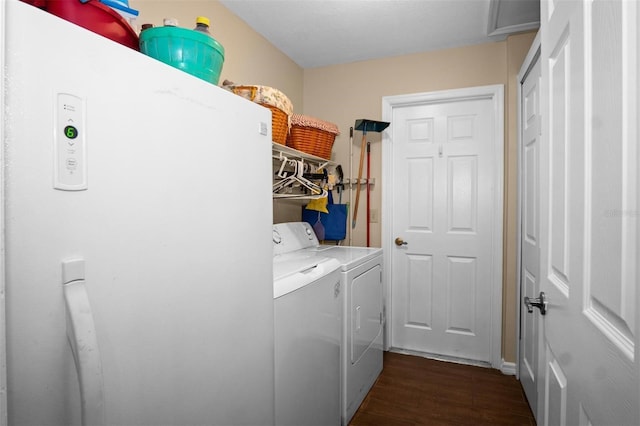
[63,259,106,426]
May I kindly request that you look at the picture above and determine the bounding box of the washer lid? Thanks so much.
[273,256,340,299]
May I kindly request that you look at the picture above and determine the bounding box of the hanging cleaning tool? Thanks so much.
[349,127,354,245]
[366,141,371,247]
[352,119,390,229]
[336,164,344,203]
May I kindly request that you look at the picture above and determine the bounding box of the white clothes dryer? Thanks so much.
[310,245,383,425]
[275,222,384,425]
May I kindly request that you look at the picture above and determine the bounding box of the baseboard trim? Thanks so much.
[500,359,517,376]
[387,349,518,377]
[388,348,492,369]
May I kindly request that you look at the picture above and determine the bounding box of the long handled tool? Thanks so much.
[349,127,354,245]
[366,141,371,247]
[352,119,389,229]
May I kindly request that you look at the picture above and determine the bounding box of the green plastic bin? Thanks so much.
[139,26,225,85]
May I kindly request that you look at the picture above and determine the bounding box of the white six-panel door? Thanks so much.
[539,0,639,424]
[519,41,542,418]
[387,89,503,365]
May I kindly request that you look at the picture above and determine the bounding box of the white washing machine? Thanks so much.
[273,224,343,426]
[276,222,384,425]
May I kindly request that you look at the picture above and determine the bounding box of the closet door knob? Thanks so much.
[524,292,548,315]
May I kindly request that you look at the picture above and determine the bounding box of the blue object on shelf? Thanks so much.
[99,0,139,18]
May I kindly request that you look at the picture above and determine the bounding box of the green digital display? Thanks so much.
[64,125,78,139]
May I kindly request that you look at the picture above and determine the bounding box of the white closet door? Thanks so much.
[538,1,639,424]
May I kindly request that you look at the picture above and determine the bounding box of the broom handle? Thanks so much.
[352,131,367,228]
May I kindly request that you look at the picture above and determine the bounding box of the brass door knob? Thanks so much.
[395,237,408,246]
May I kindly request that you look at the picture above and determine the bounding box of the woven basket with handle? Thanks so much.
[230,85,292,145]
[287,114,340,160]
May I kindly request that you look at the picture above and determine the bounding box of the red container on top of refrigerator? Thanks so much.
[20,0,139,50]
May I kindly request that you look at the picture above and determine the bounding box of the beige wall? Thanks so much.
[132,0,306,224]
[303,42,506,246]
[132,0,535,363]
[131,0,304,110]
[303,32,536,362]
[504,32,538,362]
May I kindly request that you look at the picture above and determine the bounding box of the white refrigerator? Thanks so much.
[2,1,275,425]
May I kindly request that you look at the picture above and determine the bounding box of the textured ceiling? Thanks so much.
[219,0,540,68]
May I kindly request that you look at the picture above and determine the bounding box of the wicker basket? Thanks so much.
[229,85,292,145]
[287,114,340,160]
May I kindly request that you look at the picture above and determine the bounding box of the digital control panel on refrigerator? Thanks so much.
[54,92,87,191]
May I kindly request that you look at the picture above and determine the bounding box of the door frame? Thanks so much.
[0,1,8,424]
[382,85,504,369]
[516,31,541,381]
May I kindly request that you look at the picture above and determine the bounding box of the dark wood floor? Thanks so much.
[349,351,536,426]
